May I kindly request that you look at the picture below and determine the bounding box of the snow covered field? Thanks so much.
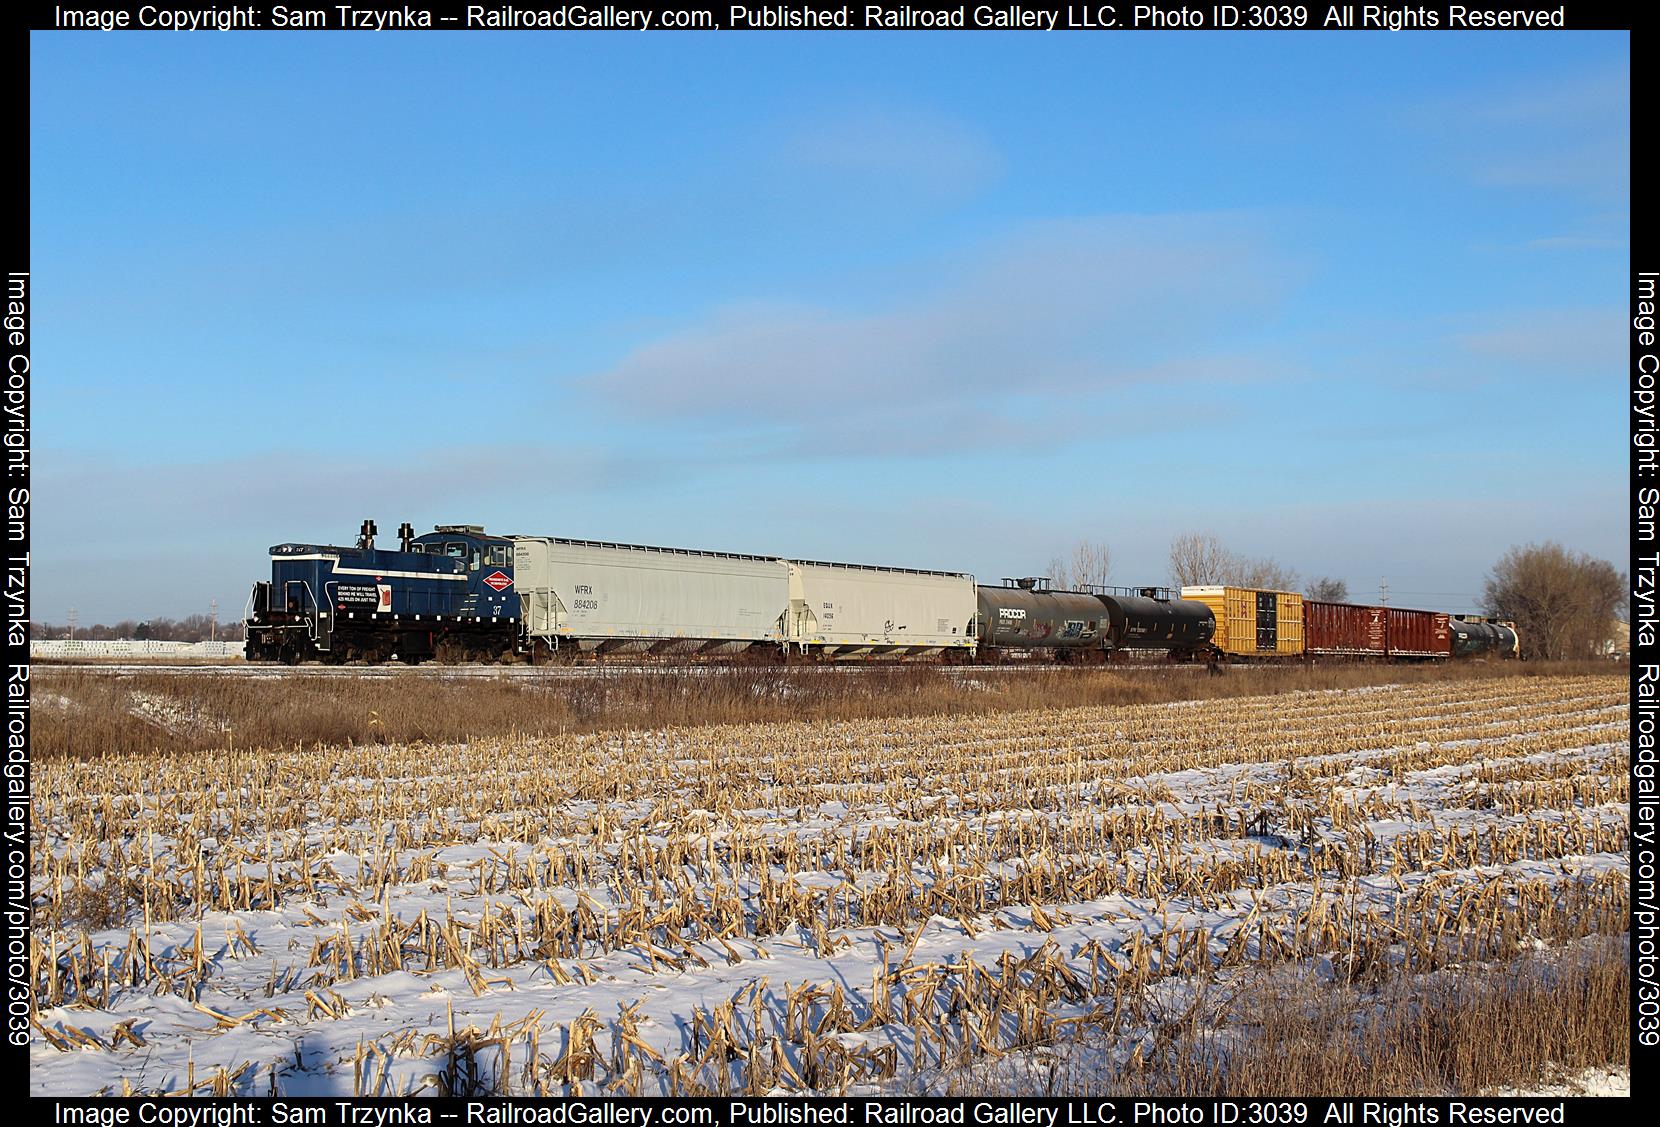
[29,675,1629,1096]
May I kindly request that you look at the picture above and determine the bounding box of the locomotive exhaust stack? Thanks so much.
[356,519,378,550]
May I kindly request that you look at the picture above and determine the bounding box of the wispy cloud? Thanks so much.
[586,213,1301,447]
[782,105,1002,196]
[1523,235,1623,252]
[30,443,686,620]
[35,443,667,544]
[1456,69,1629,128]
[1407,67,1628,204]
[1452,307,1623,373]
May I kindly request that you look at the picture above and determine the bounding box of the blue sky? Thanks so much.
[31,31,1628,624]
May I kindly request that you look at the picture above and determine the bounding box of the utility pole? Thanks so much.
[1379,577,1388,606]
[66,607,76,640]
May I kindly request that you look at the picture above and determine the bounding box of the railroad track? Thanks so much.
[35,660,1222,680]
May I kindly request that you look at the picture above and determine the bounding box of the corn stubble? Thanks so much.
[29,673,1629,1096]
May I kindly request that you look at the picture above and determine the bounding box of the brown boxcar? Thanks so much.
[1304,601,1387,657]
[1387,607,1451,659]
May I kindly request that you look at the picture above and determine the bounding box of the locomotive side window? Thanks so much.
[486,545,509,567]
[443,543,466,559]
[470,549,481,572]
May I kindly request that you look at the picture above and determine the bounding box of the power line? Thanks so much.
[1381,594,1487,604]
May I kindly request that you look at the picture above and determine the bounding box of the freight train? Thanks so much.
[244,521,1518,665]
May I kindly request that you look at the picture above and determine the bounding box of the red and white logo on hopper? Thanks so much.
[483,571,513,592]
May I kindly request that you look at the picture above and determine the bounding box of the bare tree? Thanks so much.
[1306,576,1349,602]
[1046,540,1112,590]
[1068,540,1111,589]
[1046,555,1071,592]
[32,615,246,643]
[1232,556,1300,592]
[1170,532,1299,591]
[1169,532,1234,588]
[1482,542,1626,660]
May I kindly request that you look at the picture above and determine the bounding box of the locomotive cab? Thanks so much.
[408,525,518,624]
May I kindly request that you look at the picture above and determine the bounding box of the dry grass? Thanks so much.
[29,671,1628,1096]
[30,659,1613,759]
[958,935,1629,1096]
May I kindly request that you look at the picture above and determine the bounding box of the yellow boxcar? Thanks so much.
[1179,586,1304,657]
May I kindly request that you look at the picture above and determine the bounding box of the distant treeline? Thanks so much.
[31,615,246,642]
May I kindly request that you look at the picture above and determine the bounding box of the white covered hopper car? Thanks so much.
[785,560,975,658]
[512,537,788,657]
[512,537,976,660]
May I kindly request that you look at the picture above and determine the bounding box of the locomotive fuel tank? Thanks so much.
[1100,591,1216,652]
[976,582,1108,650]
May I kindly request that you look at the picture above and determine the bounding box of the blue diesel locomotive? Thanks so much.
[245,522,520,663]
